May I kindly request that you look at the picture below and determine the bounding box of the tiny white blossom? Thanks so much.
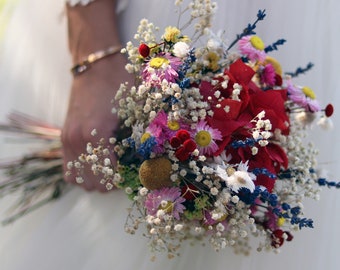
[251,146,258,155]
[149,228,157,234]
[216,223,225,232]
[66,161,73,169]
[258,140,268,147]
[76,176,84,184]
[231,195,239,204]
[174,224,184,231]
[104,158,111,166]
[210,187,219,196]
[139,187,148,196]
[165,225,171,233]
[180,169,187,176]
[221,80,228,89]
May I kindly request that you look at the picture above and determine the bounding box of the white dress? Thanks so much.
[0,0,339,269]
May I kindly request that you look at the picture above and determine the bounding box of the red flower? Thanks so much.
[212,99,243,121]
[271,229,294,248]
[138,43,150,58]
[325,103,334,117]
[170,136,181,148]
[274,74,283,86]
[175,147,190,162]
[228,58,256,88]
[198,58,290,183]
[200,59,256,155]
[271,229,285,248]
[170,129,197,162]
[176,129,190,143]
[199,59,254,112]
[183,139,197,152]
[247,87,289,134]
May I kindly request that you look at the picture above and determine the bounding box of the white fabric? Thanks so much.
[0,0,339,269]
[66,0,95,6]
[65,0,130,15]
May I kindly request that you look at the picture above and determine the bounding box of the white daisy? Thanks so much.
[216,161,256,192]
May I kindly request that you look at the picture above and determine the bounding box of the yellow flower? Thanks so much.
[163,26,181,43]
[141,132,151,143]
[206,51,220,71]
[195,130,212,147]
[250,35,265,51]
[264,56,282,76]
[302,86,316,99]
[149,57,170,69]
[167,120,180,131]
[277,217,285,227]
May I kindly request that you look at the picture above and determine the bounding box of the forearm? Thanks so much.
[66,0,121,64]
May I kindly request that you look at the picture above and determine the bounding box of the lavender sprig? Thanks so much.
[227,9,266,51]
[285,62,314,77]
[264,39,287,53]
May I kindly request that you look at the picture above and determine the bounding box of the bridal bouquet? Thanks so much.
[65,1,337,256]
[1,0,338,258]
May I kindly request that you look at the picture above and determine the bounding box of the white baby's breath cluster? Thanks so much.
[185,0,217,39]
[274,107,321,203]
[66,137,118,190]
[250,111,273,148]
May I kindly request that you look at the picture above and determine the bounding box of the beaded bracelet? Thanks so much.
[70,45,121,76]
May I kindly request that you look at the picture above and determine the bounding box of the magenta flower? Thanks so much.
[260,63,276,86]
[142,53,182,86]
[144,187,186,220]
[238,35,266,62]
[148,110,190,145]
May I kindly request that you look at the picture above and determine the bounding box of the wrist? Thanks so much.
[71,45,122,76]
[66,0,120,63]
[71,52,129,85]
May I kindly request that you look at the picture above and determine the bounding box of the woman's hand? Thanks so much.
[62,0,132,191]
[62,54,132,191]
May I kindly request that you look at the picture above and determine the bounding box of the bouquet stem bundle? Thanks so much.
[0,112,69,225]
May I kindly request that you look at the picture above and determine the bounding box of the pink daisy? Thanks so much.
[286,81,321,112]
[144,187,186,220]
[238,35,267,62]
[142,53,182,86]
[193,120,222,156]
